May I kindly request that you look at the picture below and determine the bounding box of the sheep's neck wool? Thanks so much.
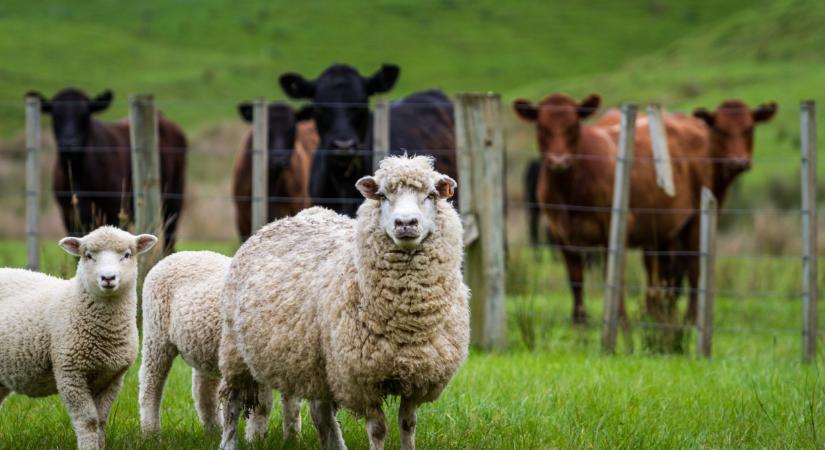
[354,199,464,346]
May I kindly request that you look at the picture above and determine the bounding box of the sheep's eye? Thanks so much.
[376,192,387,201]
[123,251,131,260]
[84,252,94,260]
[428,191,439,200]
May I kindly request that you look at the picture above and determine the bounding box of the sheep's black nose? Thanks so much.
[100,274,116,283]
[395,217,419,228]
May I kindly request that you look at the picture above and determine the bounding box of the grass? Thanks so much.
[1,241,824,448]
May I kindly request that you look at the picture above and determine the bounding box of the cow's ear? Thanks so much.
[577,94,601,119]
[237,102,253,123]
[753,102,777,123]
[90,90,113,114]
[365,64,400,96]
[280,73,315,99]
[355,176,381,200]
[513,99,538,122]
[693,108,715,127]
[26,91,51,114]
[294,104,315,122]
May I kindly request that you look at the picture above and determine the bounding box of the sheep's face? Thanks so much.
[59,228,157,298]
[356,174,456,251]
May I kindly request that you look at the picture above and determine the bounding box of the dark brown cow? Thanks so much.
[27,88,187,253]
[232,101,318,242]
[514,93,707,324]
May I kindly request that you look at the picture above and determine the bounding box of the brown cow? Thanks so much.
[27,88,187,253]
[232,101,318,242]
[514,93,707,324]
[596,100,777,323]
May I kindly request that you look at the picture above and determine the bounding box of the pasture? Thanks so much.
[2,0,825,449]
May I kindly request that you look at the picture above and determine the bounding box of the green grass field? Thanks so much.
[1,241,823,449]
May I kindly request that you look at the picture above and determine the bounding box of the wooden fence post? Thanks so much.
[602,103,637,354]
[372,98,390,171]
[454,93,506,351]
[800,99,818,363]
[251,98,268,234]
[696,188,717,358]
[647,103,675,197]
[25,95,41,271]
[129,94,163,285]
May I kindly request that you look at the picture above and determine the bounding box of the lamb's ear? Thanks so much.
[355,176,381,200]
[435,175,457,199]
[135,234,158,255]
[59,237,82,257]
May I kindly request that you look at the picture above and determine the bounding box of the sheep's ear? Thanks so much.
[435,175,457,199]
[59,237,82,256]
[355,176,381,200]
[135,234,158,255]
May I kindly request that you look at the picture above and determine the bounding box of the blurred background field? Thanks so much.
[2,1,825,448]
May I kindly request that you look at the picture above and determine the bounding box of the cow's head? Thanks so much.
[279,64,399,154]
[513,93,601,171]
[238,101,314,169]
[693,100,777,177]
[26,88,113,152]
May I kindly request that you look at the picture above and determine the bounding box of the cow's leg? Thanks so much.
[192,370,221,431]
[562,249,586,324]
[682,220,701,324]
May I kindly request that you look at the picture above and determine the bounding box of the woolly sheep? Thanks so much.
[138,251,275,441]
[219,155,470,450]
[0,226,157,450]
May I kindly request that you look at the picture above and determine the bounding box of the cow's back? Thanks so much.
[389,90,456,181]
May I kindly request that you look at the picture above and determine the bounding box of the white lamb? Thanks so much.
[138,250,273,441]
[0,226,156,450]
[219,155,470,450]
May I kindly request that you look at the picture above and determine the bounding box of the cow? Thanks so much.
[279,64,456,217]
[231,101,318,242]
[26,88,187,254]
[513,93,707,325]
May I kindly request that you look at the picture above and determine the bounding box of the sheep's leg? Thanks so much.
[219,386,242,450]
[244,384,272,443]
[191,370,221,431]
[0,385,9,407]
[93,369,127,449]
[366,405,387,450]
[56,372,101,450]
[310,400,346,450]
[398,397,419,450]
[281,394,302,442]
[138,340,177,434]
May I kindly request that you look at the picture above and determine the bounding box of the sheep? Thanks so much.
[219,155,470,450]
[0,226,157,450]
[138,250,275,441]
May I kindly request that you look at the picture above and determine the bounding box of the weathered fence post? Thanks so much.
[602,103,637,354]
[647,103,675,197]
[800,99,818,363]
[251,98,269,234]
[25,95,41,271]
[454,93,506,351]
[696,188,718,358]
[129,94,163,284]
[372,98,390,171]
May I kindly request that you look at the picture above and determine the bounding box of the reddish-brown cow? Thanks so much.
[514,93,706,324]
[232,102,318,242]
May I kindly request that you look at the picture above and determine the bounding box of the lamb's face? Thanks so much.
[59,227,157,298]
[356,173,457,252]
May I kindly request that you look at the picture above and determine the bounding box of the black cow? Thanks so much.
[26,88,187,253]
[279,64,456,217]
